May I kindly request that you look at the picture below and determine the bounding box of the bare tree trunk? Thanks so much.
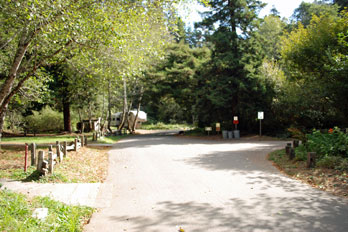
[0,28,32,107]
[118,78,128,131]
[78,108,84,133]
[63,98,72,133]
[107,79,112,133]
[131,87,144,133]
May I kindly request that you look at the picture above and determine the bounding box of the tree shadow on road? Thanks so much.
[109,195,348,232]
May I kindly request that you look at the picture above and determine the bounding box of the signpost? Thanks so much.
[258,111,264,136]
[216,123,221,134]
[205,127,212,136]
[233,116,239,130]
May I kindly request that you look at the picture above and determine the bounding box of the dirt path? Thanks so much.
[85,135,348,232]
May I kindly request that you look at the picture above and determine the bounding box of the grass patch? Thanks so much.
[141,122,192,130]
[95,135,128,144]
[0,189,94,232]
[269,149,348,198]
[0,146,108,183]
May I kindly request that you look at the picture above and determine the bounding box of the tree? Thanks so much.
[291,0,339,27]
[192,0,272,130]
[281,11,348,127]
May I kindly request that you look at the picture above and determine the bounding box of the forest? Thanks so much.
[1,0,348,136]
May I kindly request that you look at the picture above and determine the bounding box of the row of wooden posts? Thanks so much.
[24,136,87,175]
[285,140,316,168]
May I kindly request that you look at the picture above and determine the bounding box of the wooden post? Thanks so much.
[84,136,88,146]
[37,151,45,172]
[56,141,62,162]
[48,151,54,174]
[81,135,85,147]
[92,133,95,141]
[293,140,299,148]
[74,138,78,151]
[24,143,28,172]
[31,143,36,166]
[307,152,316,168]
[63,141,67,157]
[285,143,292,156]
[49,145,53,152]
[289,147,295,160]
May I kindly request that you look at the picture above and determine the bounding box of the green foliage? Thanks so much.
[25,106,64,133]
[0,189,94,232]
[317,155,343,169]
[295,128,348,167]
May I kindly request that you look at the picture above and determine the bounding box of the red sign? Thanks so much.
[233,120,239,125]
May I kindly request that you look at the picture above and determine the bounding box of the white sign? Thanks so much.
[233,116,238,121]
[205,127,212,131]
[258,112,264,120]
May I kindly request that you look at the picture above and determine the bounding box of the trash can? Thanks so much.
[233,130,240,139]
[228,131,233,139]
[222,130,228,139]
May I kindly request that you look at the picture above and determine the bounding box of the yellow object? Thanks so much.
[178,228,185,232]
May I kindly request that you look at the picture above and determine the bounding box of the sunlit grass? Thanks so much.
[0,189,94,232]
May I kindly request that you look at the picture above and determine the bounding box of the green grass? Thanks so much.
[0,167,69,183]
[141,122,192,130]
[95,135,128,144]
[0,189,94,232]
[1,135,89,144]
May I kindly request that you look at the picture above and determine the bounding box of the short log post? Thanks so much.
[285,143,292,156]
[81,135,85,147]
[307,152,316,168]
[56,141,63,162]
[289,147,295,160]
[24,143,28,172]
[42,160,48,176]
[63,141,67,157]
[92,132,95,141]
[49,145,53,152]
[84,136,88,146]
[48,151,54,174]
[293,140,299,148]
[74,138,78,151]
[37,151,45,172]
[31,143,36,166]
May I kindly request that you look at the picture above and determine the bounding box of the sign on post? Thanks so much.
[233,116,239,130]
[258,111,264,136]
[258,112,264,120]
[205,127,212,136]
[216,123,221,132]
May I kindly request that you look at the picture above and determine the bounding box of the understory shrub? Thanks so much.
[25,106,64,133]
[295,127,348,169]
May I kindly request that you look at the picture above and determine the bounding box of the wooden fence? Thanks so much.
[30,136,87,176]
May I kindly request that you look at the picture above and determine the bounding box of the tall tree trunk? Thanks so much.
[0,104,8,145]
[131,87,144,133]
[78,108,84,133]
[118,79,128,131]
[63,98,72,133]
[0,28,32,107]
[107,79,112,133]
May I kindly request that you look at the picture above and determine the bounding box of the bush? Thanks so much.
[317,156,342,169]
[306,128,348,159]
[25,106,64,133]
[295,127,348,169]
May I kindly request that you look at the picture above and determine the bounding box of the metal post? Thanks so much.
[24,143,28,172]
[259,119,262,137]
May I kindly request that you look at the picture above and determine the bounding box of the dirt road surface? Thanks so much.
[84,134,348,232]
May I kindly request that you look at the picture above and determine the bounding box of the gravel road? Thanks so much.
[84,134,348,232]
